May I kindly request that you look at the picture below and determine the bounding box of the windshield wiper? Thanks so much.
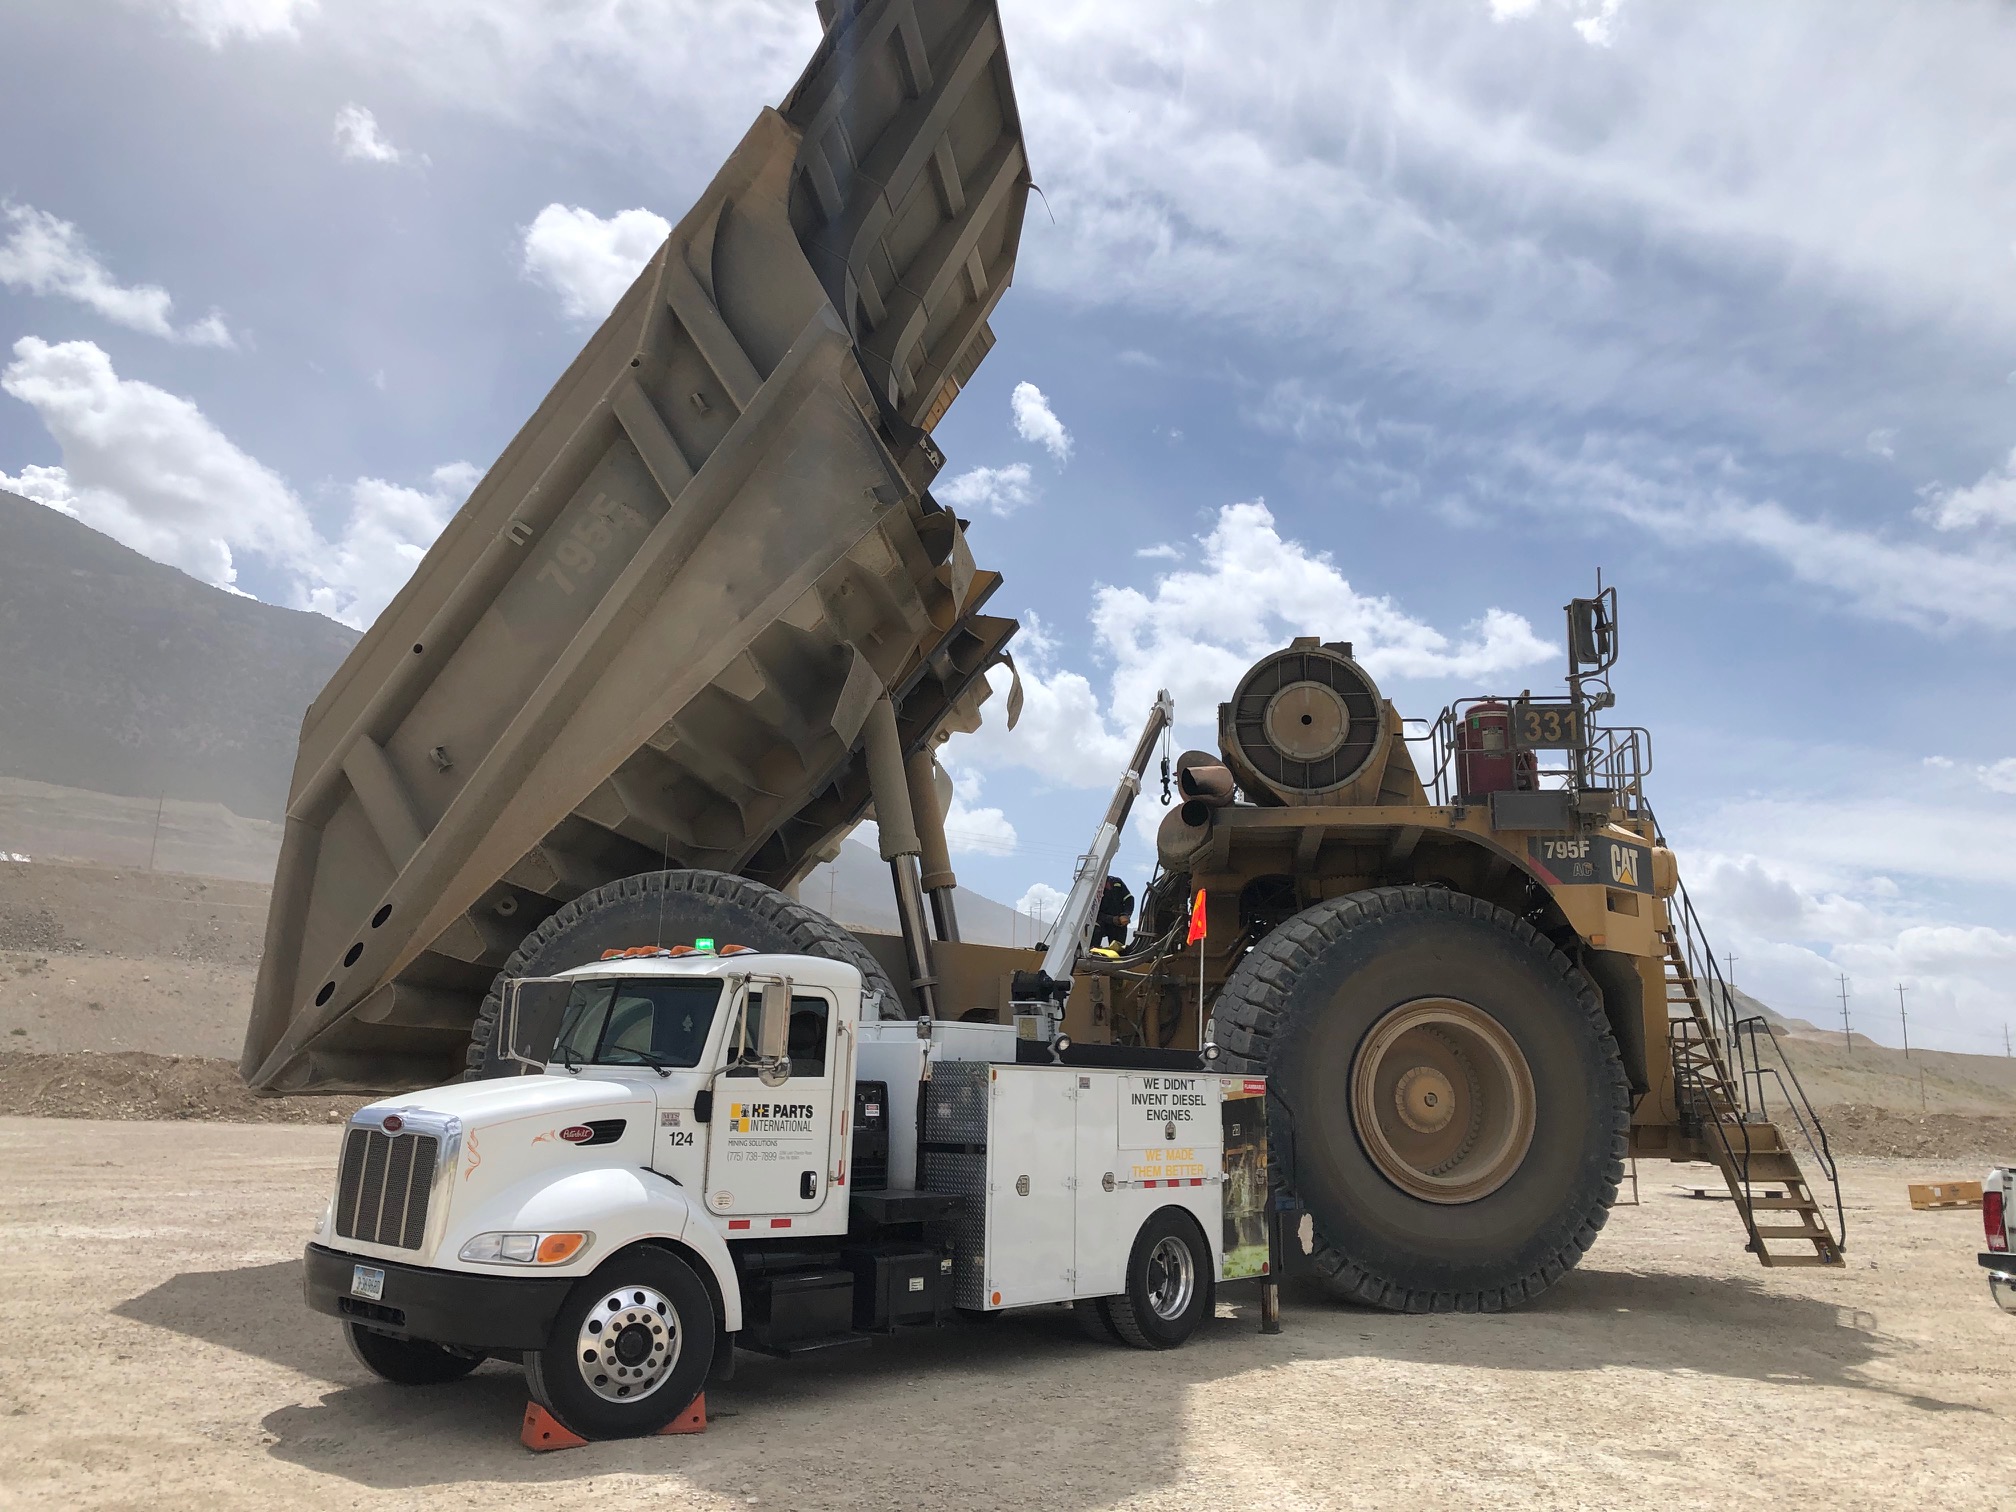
[603,1050,676,1077]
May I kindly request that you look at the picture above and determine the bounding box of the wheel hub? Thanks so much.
[1393,1064,1457,1133]
[1350,998,1537,1204]
[1145,1235,1197,1321]
[576,1285,681,1403]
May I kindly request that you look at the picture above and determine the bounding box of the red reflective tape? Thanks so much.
[727,1219,751,1230]
[770,1218,792,1229]
[1190,1178,1204,1186]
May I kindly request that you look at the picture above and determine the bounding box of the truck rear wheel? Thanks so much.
[524,1245,715,1440]
[1104,1208,1213,1349]
[1215,886,1628,1313]
[466,868,900,1078]
[344,1322,482,1384]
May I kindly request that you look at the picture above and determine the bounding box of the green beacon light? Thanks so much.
[694,938,715,953]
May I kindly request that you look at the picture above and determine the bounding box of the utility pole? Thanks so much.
[1837,973,1852,1052]
[146,792,165,872]
[2004,1023,2011,1059]
[1896,983,1910,1060]
[1725,952,1738,990]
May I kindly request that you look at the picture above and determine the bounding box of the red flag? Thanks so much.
[1186,888,1207,945]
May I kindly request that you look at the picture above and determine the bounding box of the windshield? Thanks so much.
[550,978,724,1068]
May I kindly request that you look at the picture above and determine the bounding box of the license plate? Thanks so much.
[351,1264,385,1301]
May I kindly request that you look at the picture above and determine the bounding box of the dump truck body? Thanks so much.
[244,0,1027,1093]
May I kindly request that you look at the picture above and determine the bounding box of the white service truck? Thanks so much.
[304,946,1274,1439]
[1980,1166,2015,1312]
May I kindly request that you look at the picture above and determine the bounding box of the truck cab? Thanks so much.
[305,946,1262,1439]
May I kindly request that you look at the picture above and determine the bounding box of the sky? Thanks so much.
[1,0,2013,1052]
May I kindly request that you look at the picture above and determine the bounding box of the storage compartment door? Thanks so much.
[984,1070,1075,1307]
[1071,1073,1130,1299]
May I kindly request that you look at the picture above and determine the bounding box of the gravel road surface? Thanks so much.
[2,1118,2013,1510]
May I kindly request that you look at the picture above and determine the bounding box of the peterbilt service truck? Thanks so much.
[309,949,1269,1438]
[254,0,1849,1392]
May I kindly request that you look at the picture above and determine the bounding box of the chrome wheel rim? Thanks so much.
[576,1284,681,1403]
[1350,997,1537,1205]
[1145,1235,1197,1321]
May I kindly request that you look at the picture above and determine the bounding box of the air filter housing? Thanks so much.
[1219,640,1387,805]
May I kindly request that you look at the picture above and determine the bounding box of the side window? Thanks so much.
[787,994,830,1077]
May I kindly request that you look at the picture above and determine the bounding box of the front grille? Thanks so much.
[335,1128,438,1249]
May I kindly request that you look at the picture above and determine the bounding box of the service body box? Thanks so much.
[921,1062,1269,1311]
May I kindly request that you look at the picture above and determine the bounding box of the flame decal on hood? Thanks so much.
[464,1128,482,1182]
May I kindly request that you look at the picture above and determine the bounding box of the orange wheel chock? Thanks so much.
[520,1394,707,1451]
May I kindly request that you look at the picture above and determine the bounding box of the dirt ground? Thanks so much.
[1,1118,2012,1512]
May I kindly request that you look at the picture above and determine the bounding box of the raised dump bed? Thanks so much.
[243,0,1027,1092]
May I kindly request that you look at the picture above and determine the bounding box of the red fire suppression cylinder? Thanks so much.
[1455,701,1537,800]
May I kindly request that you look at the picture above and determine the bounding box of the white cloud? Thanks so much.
[960,502,1553,790]
[939,761,1018,858]
[152,0,315,45]
[1980,758,2016,795]
[1011,381,1071,463]
[520,204,670,324]
[1920,446,2016,531]
[1682,836,2016,1055]
[1135,543,1183,560]
[333,104,411,166]
[937,462,1034,517]
[0,205,234,348]
[304,463,477,626]
[1864,427,1897,459]
[1001,2,2016,462]
[1497,431,2016,632]
[1,337,463,626]
[1,337,309,588]
[1015,882,1068,930]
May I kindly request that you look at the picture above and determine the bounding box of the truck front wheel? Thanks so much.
[344,1323,482,1384]
[525,1245,716,1440]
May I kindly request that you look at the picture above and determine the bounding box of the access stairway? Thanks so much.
[1662,922,1845,1269]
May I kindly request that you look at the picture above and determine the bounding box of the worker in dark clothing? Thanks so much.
[1089,875,1134,951]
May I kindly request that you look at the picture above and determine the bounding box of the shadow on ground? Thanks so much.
[111,1250,1975,1502]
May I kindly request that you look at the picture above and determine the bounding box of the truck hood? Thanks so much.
[361,1073,652,1129]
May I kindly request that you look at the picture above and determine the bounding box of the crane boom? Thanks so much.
[1010,690,1173,1036]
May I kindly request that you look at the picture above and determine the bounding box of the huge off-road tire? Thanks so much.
[465,869,900,1079]
[1215,886,1628,1313]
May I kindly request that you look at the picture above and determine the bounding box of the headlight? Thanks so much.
[458,1231,592,1265]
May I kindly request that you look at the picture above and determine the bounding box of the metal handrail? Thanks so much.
[1661,858,1846,1252]
[1734,1016,1847,1250]
[1408,700,1651,811]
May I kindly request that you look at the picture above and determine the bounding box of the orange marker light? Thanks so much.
[536,1233,588,1264]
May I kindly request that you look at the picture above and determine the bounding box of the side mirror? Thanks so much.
[756,978,792,1087]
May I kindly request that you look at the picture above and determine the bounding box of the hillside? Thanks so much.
[0,491,357,821]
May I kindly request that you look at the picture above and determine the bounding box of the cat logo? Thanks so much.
[1609,845,1641,887]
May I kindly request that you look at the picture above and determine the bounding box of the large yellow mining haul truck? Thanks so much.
[244,0,1844,1315]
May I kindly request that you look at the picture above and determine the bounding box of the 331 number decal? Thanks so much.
[1512,700,1580,749]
